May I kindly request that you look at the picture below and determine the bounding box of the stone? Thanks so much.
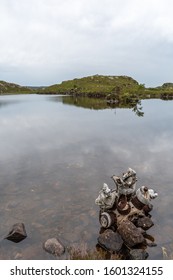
[98,229,123,253]
[117,220,145,247]
[5,223,27,243]
[135,216,154,230]
[43,238,65,257]
[128,249,149,260]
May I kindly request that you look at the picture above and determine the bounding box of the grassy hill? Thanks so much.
[0,81,32,94]
[39,75,140,96]
[38,74,173,101]
[1,75,173,100]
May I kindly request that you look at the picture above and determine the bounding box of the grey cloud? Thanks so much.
[0,0,173,86]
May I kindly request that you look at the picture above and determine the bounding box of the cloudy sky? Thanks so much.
[0,0,173,86]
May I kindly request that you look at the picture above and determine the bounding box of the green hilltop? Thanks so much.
[39,75,140,96]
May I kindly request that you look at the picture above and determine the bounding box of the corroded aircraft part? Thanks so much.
[95,183,117,210]
[95,168,158,250]
[112,168,137,196]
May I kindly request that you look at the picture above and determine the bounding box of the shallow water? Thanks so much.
[0,94,173,259]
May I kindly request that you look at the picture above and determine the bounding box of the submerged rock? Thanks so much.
[128,249,149,260]
[117,220,145,247]
[43,238,65,257]
[98,229,123,253]
[5,223,27,243]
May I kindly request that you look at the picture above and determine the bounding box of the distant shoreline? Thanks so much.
[1,75,173,101]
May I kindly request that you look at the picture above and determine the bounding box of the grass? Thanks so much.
[38,74,173,101]
[67,242,121,260]
[162,244,173,259]
[38,75,140,96]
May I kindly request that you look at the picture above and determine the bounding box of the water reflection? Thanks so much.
[48,95,109,110]
[0,98,21,109]
[0,95,173,259]
[49,95,144,117]
[132,100,144,117]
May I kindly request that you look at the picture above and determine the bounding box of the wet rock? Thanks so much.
[128,249,149,260]
[117,220,145,247]
[137,227,146,235]
[5,223,27,243]
[98,229,123,253]
[43,238,65,257]
[135,216,154,230]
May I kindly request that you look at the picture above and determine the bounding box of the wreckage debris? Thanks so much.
[95,168,158,253]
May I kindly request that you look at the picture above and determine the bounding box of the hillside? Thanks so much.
[38,75,140,97]
[1,76,173,100]
[161,83,173,89]
[0,81,32,94]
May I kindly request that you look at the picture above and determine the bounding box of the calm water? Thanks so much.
[0,94,173,259]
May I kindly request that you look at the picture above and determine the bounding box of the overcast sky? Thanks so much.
[0,0,173,86]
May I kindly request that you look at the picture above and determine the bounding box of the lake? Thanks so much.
[0,94,173,259]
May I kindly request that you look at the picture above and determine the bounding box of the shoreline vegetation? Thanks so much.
[37,75,173,102]
[1,75,173,102]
